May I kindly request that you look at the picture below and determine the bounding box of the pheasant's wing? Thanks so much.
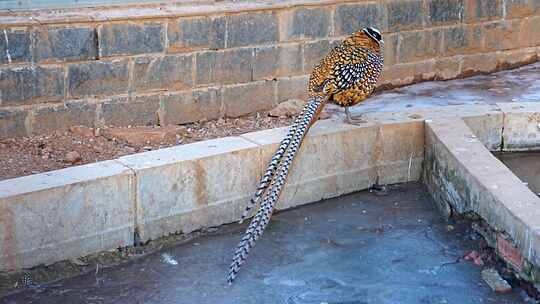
[331,47,381,93]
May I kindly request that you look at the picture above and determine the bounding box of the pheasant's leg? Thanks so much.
[345,106,367,125]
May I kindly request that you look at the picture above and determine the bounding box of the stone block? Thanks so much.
[0,108,27,138]
[226,12,278,47]
[520,16,540,48]
[253,44,303,80]
[303,39,333,72]
[32,101,97,134]
[195,48,253,86]
[99,22,165,57]
[276,75,308,103]
[159,88,221,125]
[167,16,225,52]
[386,0,424,31]
[461,52,499,75]
[0,160,135,271]
[241,120,379,210]
[484,20,521,52]
[379,60,436,87]
[132,54,193,92]
[504,0,540,18]
[440,25,482,56]
[427,0,464,25]
[334,3,387,36]
[495,48,539,71]
[0,28,31,64]
[423,118,540,266]
[222,80,276,117]
[462,111,504,151]
[118,137,261,241]
[68,59,129,98]
[376,121,425,184]
[498,102,540,151]
[382,33,398,67]
[34,26,97,62]
[0,65,64,106]
[101,94,159,127]
[397,29,442,63]
[280,7,331,41]
[464,0,503,21]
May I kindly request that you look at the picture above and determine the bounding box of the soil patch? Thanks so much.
[0,111,297,181]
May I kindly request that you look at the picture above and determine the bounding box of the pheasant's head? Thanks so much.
[362,27,384,46]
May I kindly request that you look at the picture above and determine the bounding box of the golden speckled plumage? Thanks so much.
[228,28,384,284]
[308,31,383,107]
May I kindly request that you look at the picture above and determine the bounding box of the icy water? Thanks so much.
[1,183,524,304]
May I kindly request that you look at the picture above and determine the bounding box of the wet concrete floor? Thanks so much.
[350,61,540,115]
[496,152,540,196]
[1,183,524,304]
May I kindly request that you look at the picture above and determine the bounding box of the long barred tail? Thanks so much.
[227,96,327,283]
[238,107,306,224]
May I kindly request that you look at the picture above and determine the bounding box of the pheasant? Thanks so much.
[227,27,384,283]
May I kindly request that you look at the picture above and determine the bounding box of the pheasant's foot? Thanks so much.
[344,107,367,125]
[345,115,368,125]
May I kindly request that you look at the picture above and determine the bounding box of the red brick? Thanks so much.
[497,234,524,272]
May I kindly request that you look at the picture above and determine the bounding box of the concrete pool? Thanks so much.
[0,183,525,303]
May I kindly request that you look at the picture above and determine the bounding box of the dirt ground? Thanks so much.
[0,111,298,181]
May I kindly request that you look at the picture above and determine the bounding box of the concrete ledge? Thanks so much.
[118,136,262,241]
[0,160,135,271]
[499,102,540,151]
[2,103,540,272]
[423,118,540,271]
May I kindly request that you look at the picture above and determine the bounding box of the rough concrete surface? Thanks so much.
[423,119,540,269]
[0,183,524,303]
[496,152,540,196]
[0,160,135,271]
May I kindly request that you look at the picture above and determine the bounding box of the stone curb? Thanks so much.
[423,110,540,276]
[1,102,539,272]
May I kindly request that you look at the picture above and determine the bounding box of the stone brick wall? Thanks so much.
[1,0,540,138]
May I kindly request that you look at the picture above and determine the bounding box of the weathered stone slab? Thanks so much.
[222,81,276,117]
[276,75,309,103]
[158,88,221,125]
[423,118,540,268]
[427,0,463,25]
[68,59,129,98]
[386,0,424,31]
[99,22,165,57]
[0,108,27,138]
[498,102,540,151]
[118,136,261,241]
[32,100,97,134]
[100,94,159,127]
[253,44,303,80]
[334,3,387,35]
[195,48,253,86]
[132,54,193,92]
[0,160,135,271]
[226,12,278,47]
[0,28,31,64]
[0,65,64,106]
[34,26,97,62]
[167,16,225,52]
[280,7,331,41]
